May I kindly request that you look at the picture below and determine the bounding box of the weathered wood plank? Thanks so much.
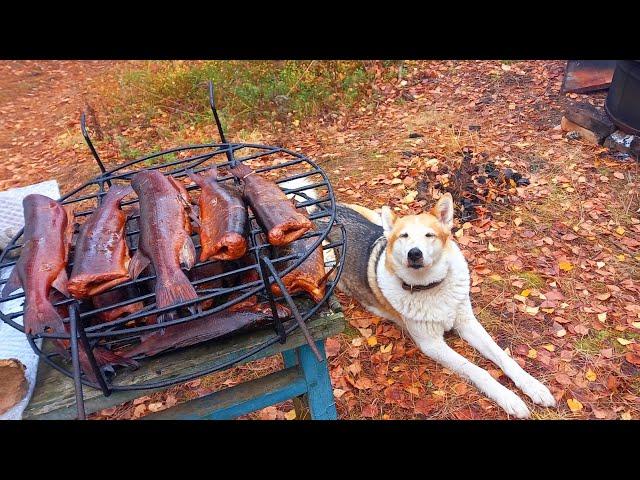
[143,366,306,420]
[24,298,344,420]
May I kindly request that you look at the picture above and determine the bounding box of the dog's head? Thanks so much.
[381,193,454,275]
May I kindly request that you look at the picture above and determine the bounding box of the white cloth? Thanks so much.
[0,180,60,420]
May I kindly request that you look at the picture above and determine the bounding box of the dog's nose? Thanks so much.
[407,248,423,262]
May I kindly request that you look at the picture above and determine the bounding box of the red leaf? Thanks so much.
[361,404,378,418]
[325,337,341,357]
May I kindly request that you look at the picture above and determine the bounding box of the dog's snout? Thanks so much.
[408,248,423,262]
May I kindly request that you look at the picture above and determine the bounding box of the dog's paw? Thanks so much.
[519,378,556,408]
[494,389,531,419]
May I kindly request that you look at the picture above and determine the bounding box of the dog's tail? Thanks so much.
[280,176,319,214]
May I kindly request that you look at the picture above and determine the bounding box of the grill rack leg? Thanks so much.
[257,255,288,344]
[260,256,322,362]
[68,304,86,420]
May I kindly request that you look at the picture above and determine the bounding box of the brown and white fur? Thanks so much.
[330,194,556,418]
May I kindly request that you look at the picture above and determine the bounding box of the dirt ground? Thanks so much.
[1,60,638,420]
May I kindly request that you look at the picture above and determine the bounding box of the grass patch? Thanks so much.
[99,61,377,135]
[515,271,546,289]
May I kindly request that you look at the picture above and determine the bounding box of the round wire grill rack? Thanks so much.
[0,82,346,419]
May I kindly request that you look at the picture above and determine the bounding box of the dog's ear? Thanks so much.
[380,206,396,236]
[432,193,453,230]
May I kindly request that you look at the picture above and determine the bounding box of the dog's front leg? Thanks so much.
[454,303,556,409]
[406,322,531,418]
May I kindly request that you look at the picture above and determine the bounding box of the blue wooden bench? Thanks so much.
[23,297,345,420]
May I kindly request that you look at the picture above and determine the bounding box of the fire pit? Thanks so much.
[0,83,346,419]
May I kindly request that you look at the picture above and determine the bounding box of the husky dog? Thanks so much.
[329,194,556,418]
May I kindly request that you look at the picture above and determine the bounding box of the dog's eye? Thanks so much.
[399,233,408,238]
[425,233,435,238]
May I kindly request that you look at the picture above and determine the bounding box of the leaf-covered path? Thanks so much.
[1,60,638,420]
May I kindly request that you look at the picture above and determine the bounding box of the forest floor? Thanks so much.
[1,60,638,420]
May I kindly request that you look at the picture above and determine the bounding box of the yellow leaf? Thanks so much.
[616,337,633,346]
[559,261,574,272]
[597,312,607,323]
[380,343,393,354]
[432,390,446,397]
[616,254,626,261]
[367,336,378,347]
[514,217,523,227]
[621,411,632,420]
[541,308,555,314]
[525,306,540,316]
[284,410,297,420]
[567,398,583,412]
[585,369,597,382]
[489,274,503,282]
[488,242,500,252]
[615,226,625,236]
[527,349,538,359]
[632,322,640,330]
[542,344,555,352]
[521,289,531,297]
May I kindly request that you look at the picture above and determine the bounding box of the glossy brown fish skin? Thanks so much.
[129,171,198,321]
[187,168,248,261]
[231,163,312,246]
[68,185,133,299]
[91,286,146,324]
[272,233,327,303]
[121,311,265,358]
[1,194,71,335]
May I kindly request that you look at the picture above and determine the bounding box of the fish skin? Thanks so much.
[272,232,327,303]
[68,185,133,299]
[130,171,198,322]
[230,163,312,246]
[187,168,248,261]
[1,194,71,335]
[122,311,265,358]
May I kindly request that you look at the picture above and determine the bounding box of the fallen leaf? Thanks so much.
[333,388,346,398]
[527,348,538,359]
[625,352,640,365]
[597,312,607,323]
[616,337,633,346]
[585,369,597,382]
[361,404,378,418]
[325,337,341,357]
[147,402,165,413]
[615,226,625,236]
[559,261,574,272]
[367,336,378,347]
[284,410,297,420]
[567,398,583,412]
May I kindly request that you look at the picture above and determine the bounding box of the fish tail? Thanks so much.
[155,272,198,323]
[24,299,66,335]
[105,184,134,202]
[230,162,253,180]
[78,346,138,383]
[185,169,204,188]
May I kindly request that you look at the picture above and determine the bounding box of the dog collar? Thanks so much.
[401,279,444,292]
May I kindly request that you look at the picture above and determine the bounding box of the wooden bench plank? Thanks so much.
[24,299,344,420]
[143,366,307,420]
